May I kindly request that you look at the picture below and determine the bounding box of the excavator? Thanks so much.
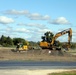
[40,28,72,50]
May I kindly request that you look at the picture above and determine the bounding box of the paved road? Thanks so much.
[0,61,76,69]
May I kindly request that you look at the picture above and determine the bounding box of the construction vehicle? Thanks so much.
[15,41,41,52]
[15,42,29,52]
[40,28,72,50]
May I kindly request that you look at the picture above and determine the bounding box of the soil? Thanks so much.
[0,47,76,61]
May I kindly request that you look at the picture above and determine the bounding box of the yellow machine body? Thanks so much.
[40,28,72,49]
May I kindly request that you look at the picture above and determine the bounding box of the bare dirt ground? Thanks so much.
[0,47,76,61]
[0,47,76,75]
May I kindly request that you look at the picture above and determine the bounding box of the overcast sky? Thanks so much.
[0,0,76,42]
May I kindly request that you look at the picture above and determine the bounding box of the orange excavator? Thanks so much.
[40,28,72,50]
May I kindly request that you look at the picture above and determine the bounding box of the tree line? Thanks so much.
[0,34,76,49]
[0,35,38,47]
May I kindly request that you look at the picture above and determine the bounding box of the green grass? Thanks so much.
[48,71,76,75]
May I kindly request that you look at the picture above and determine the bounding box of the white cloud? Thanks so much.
[38,29,51,33]
[28,13,50,20]
[15,28,30,33]
[27,34,41,42]
[72,30,76,42]
[0,16,14,24]
[18,23,47,29]
[4,9,29,15]
[43,15,50,20]
[27,28,52,42]
[6,27,12,32]
[49,17,70,25]
[72,30,76,33]
[4,9,50,21]
[13,27,51,41]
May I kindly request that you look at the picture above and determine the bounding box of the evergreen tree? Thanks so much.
[0,35,7,45]
[6,36,13,46]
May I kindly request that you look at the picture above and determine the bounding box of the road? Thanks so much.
[0,61,76,69]
[0,61,76,75]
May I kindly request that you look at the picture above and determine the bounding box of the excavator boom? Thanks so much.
[51,28,72,45]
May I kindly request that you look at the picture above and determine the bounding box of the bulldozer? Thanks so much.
[40,28,72,50]
[15,41,29,52]
[15,41,41,52]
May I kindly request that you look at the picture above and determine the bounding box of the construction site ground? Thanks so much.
[0,47,76,62]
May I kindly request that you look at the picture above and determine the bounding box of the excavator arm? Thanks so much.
[51,28,72,47]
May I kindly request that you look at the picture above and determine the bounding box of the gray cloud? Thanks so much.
[4,9,29,15]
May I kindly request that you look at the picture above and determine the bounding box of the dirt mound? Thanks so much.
[0,47,76,61]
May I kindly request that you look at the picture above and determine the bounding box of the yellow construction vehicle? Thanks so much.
[18,44,28,51]
[16,41,29,52]
[40,28,72,50]
[15,41,41,52]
